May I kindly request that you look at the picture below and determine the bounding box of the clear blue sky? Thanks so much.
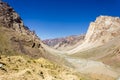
[3,0,120,40]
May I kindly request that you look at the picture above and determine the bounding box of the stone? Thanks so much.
[0,63,3,68]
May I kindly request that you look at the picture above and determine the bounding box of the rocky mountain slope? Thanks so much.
[70,36,120,72]
[0,0,44,57]
[0,0,64,63]
[67,16,120,79]
[44,16,120,80]
[0,1,93,80]
[68,16,120,54]
[43,34,85,51]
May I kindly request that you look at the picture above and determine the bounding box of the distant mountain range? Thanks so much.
[43,34,85,51]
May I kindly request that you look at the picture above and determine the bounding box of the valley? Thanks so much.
[0,0,120,80]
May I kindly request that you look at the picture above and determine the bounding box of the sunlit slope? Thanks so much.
[70,36,120,71]
[0,55,93,80]
[67,16,120,54]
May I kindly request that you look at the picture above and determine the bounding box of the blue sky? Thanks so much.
[3,0,120,40]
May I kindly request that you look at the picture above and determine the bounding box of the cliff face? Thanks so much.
[0,1,46,58]
[68,16,120,54]
[70,16,120,74]
[85,16,120,44]
[0,1,24,32]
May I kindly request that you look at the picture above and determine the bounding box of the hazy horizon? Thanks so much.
[3,0,120,40]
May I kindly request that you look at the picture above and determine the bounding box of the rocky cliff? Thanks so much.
[0,1,46,57]
[68,16,120,54]
[85,16,120,44]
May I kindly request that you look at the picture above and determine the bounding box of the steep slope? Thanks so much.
[43,34,85,51]
[68,16,120,54]
[0,1,94,80]
[70,36,120,72]
[62,16,120,80]
[0,1,45,57]
[0,0,64,62]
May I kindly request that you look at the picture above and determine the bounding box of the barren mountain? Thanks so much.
[0,0,120,80]
[43,15,120,80]
[68,16,120,79]
[43,34,85,51]
[0,0,64,63]
[0,1,92,80]
[68,16,120,54]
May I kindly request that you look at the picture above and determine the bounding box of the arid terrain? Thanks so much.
[43,34,85,51]
[0,0,120,80]
[43,16,120,80]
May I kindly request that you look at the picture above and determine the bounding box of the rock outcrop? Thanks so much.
[0,1,46,58]
[85,16,120,44]
[0,1,24,32]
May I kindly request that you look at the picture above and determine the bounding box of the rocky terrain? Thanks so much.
[67,16,120,80]
[43,34,85,51]
[44,16,120,80]
[67,16,120,54]
[0,1,92,80]
[0,0,64,62]
[0,0,120,80]
[0,55,92,80]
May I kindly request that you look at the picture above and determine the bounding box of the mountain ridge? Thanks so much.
[43,34,85,51]
[67,15,120,54]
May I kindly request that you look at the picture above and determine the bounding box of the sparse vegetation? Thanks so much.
[0,55,92,80]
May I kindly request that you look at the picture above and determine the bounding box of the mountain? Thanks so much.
[43,34,85,51]
[0,1,93,80]
[0,0,120,80]
[0,0,64,63]
[67,16,120,54]
[44,16,120,80]
[68,16,120,79]
[0,0,45,57]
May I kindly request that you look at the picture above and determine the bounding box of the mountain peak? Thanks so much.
[68,15,120,54]
[95,15,120,24]
[85,15,120,43]
[0,1,29,33]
